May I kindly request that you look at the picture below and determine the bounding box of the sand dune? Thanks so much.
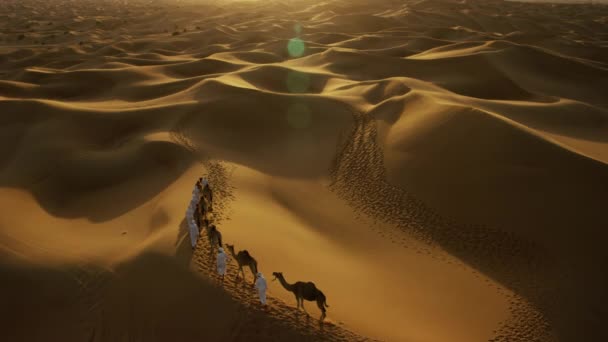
[1,0,607,341]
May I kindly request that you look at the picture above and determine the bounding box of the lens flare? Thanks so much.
[287,38,305,58]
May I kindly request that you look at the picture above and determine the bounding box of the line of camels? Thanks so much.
[191,177,329,322]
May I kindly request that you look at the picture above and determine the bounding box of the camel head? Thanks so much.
[272,272,283,282]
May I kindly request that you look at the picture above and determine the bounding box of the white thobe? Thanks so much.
[186,208,193,222]
[217,252,228,275]
[255,275,267,304]
[189,220,199,248]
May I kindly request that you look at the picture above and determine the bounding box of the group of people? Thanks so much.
[186,179,205,249]
[186,178,213,248]
[186,177,268,306]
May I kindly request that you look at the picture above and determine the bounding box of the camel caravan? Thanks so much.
[186,177,329,322]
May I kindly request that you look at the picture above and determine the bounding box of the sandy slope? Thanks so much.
[1,0,607,341]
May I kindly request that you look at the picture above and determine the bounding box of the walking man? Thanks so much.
[217,247,228,284]
[255,272,267,305]
[188,219,199,250]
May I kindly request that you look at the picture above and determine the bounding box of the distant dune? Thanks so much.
[1,0,607,341]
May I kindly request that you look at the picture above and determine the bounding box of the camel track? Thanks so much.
[328,112,557,342]
[69,264,113,342]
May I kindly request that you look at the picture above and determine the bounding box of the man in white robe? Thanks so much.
[217,247,228,284]
[189,219,199,249]
[255,272,267,305]
[186,206,194,223]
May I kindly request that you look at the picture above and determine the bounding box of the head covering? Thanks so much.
[257,272,262,277]
[218,247,224,253]
[203,178,209,186]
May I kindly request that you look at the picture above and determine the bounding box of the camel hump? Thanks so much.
[302,282,317,293]
[242,250,250,257]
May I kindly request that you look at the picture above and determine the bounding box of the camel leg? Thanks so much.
[294,295,300,310]
[317,300,326,321]
[238,267,246,284]
[249,266,256,287]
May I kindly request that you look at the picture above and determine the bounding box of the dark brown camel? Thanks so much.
[225,244,258,286]
[272,272,329,321]
[195,178,203,193]
[202,181,213,211]
[207,225,222,252]
[196,196,209,227]
[194,202,202,229]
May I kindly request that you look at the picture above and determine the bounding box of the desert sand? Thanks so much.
[1,0,607,341]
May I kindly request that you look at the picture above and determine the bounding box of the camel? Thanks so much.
[195,178,203,193]
[194,202,202,229]
[272,272,329,321]
[196,197,209,227]
[202,182,213,211]
[203,195,213,214]
[207,225,222,252]
[225,244,258,286]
